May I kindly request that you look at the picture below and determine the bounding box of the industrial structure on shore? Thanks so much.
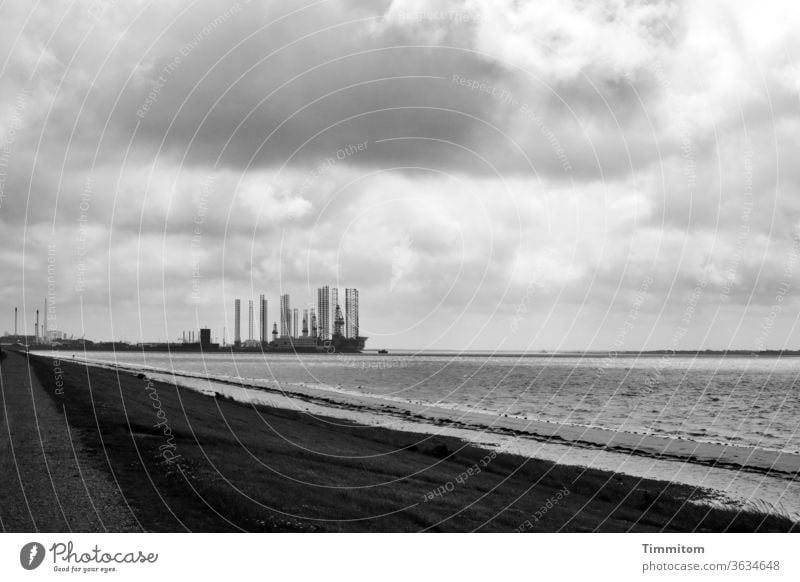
[0,299,71,348]
[2,286,365,354]
[232,285,365,353]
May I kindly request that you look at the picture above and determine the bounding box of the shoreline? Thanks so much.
[49,353,800,478]
[32,345,800,357]
[19,351,799,531]
[40,351,800,521]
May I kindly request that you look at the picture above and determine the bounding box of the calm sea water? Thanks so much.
[65,351,800,455]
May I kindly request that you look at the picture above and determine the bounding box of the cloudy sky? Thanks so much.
[1,0,800,351]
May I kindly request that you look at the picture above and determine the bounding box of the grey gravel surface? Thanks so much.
[0,350,140,532]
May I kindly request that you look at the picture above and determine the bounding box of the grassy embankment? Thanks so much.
[28,354,797,532]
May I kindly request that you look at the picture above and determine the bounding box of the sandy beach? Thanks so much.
[141,361,800,476]
[0,350,790,532]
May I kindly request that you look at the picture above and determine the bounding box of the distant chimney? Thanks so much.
[14,307,17,335]
[35,309,39,341]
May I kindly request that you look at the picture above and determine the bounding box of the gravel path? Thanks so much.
[0,350,140,532]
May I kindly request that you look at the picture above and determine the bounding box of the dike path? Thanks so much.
[0,350,138,532]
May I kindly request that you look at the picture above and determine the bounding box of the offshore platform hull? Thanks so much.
[266,335,367,353]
